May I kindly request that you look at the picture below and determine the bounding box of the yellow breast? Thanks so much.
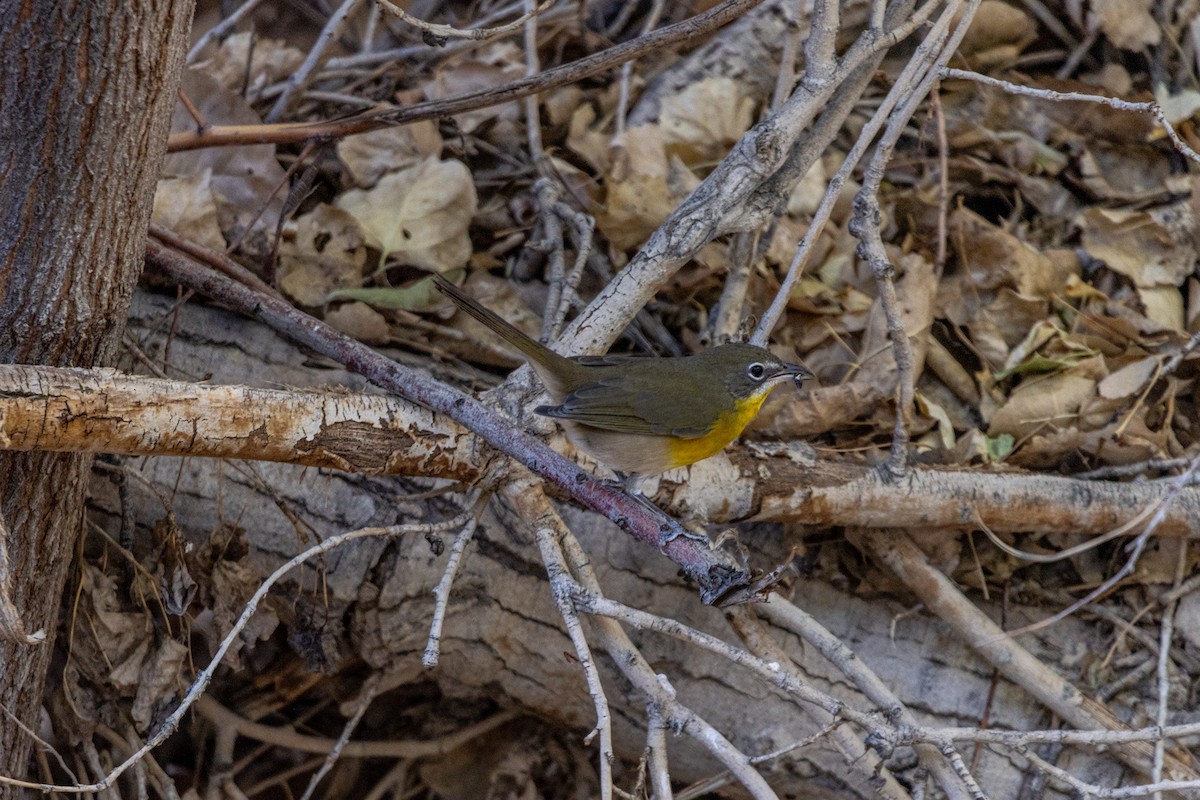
[662,386,777,469]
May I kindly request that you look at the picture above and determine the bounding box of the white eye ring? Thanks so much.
[747,362,766,381]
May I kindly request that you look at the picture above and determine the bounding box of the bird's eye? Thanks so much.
[747,362,766,381]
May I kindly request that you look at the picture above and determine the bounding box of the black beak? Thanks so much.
[771,363,814,386]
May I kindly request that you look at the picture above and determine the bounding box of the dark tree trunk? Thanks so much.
[0,1,193,791]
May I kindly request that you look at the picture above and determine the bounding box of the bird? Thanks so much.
[432,274,811,494]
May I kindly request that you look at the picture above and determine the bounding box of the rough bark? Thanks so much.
[0,1,193,791]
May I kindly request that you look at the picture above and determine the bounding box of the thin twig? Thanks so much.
[422,492,486,668]
[940,68,1200,166]
[974,501,1161,564]
[187,0,270,63]
[195,694,515,758]
[168,0,769,152]
[645,705,672,800]
[615,0,666,135]
[266,0,367,123]
[1003,452,1200,639]
[752,0,943,344]
[514,482,615,800]
[1153,538,1188,797]
[296,675,380,800]
[725,606,913,800]
[863,530,1198,784]
[849,0,979,478]
[375,0,555,42]
[546,201,595,340]
[759,593,981,800]
[529,489,779,798]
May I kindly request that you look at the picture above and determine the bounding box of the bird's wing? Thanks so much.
[536,369,721,437]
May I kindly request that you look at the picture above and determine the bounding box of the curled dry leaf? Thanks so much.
[988,371,1098,439]
[131,638,189,731]
[659,77,756,167]
[76,564,156,692]
[326,301,391,344]
[1088,0,1161,51]
[163,69,286,247]
[210,559,280,670]
[152,168,227,253]
[597,125,698,249]
[336,157,478,271]
[915,391,957,450]
[278,204,368,307]
[192,31,305,94]
[337,120,444,189]
[70,564,188,731]
[957,0,1036,70]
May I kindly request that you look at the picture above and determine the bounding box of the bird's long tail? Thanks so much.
[431,274,575,377]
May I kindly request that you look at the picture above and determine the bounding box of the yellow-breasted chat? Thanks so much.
[432,274,812,493]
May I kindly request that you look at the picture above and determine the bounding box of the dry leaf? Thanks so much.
[659,77,756,166]
[916,392,957,449]
[164,69,286,246]
[437,273,543,367]
[1136,286,1186,332]
[210,560,280,670]
[152,168,226,253]
[336,157,477,271]
[426,42,524,135]
[597,125,697,249]
[192,31,305,93]
[338,121,443,188]
[786,158,829,217]
[1079,206,1195,288]
[949,208,1073,296]
[1081,63,1133,95]
[131,639,188,731]
[326,301,391,343]
[958,0,1036,69]
[1077,143,1187,204]
[566,104,612,173]
[78,565,154,690]
[1095,355,1160,400]
[988,372,1096,438]
[1155,85,1200,125]
[278,204,368,307]
[544,86,584,127]
[1175,591,1200,653]
[1088,0,1160,50]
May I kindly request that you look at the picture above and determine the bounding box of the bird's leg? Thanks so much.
[615,470,647,498]
[611,471,711,550]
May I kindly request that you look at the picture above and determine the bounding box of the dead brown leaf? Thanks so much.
[278,204,369,307]
[336,157,478,271]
